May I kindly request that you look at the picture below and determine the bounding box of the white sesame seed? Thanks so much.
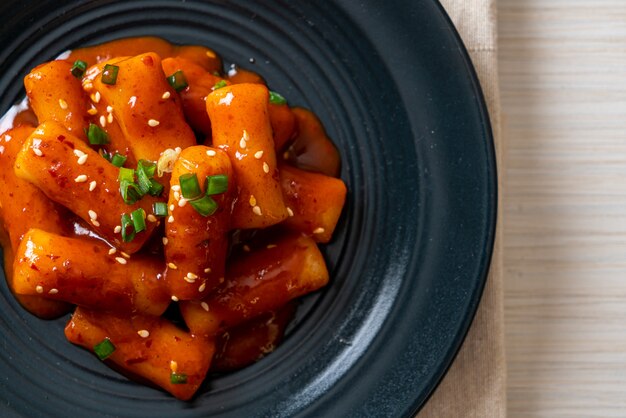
[115,257,127,265]
[108,248,117,255]
[106,105,113,113]
[91,220,100,227]
[137,330,150,338]
[48,288,59,295]
[239,137,246,149]
[198,283,206,292]
[171,185,181,192]
[88,210,98,220]
[107,113,113,124]
[162,237,169,245]
[89,181,97,191]
[170,360,178,372]
[77,154,88,165]
[287,207,294,217]
[173,191,180,201]
[171,295,179,302]
[254,150,264,159]
[168,262,177,270]
[201,301,209,311]
[313,227,326,234]
[120,251,131,259]
[74,174,88,183]
[206,149,216,157]
[73,149,86,157]
[91,91,101,103]
[263,162,270,173]
[187,272,198,280]
[243,245,251,252]
[59,99,68,110]
[83,82,93,92]
[169,204,175,212]
[203,267,211,273]
[178,198,187,208]
[162,91,171,100]
[87,107,98,115]
[249,195,257,206]
[33,147,43,157]
[99,115,106,127]
[114,225,122,234]
[148,119,160,127]
[35,285,43,294]
[147,214,157,223]
[267,244,277,249]
[168,215,175,223]
[184,276,196,283]
[252,206,262,216]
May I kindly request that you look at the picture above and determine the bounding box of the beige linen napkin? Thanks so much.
[417,0,506,417]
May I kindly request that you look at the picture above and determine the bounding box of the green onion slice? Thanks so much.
[71,60,87,78]
[94,338,116,360]
[269,91,287,105]
[153,202,168,217]
[121,213,136,242]
[111,153,127,167]
[179,173,202,200]
[167,70,188,92]
[148,178,164,197]
[212,80,227,90]
[86,123,109,145]
[136,166,152,195]
[206,174,228,196]
[99,148,112,162]
[170,372,188,384]
[189,195,218,217]
[101,64,119,85]
[120,180,141,205]
[131,208,146,233]
[137,160,157,178]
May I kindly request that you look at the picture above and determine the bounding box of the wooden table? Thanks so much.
[500,1,626,416]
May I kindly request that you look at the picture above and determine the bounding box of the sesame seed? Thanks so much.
[33,147,43,157]
[287,207,294,217]
[162,91,171,100]
[77,154,88,165]
[198,283,206,292]
[201,302,210,311]
[108,248,117,255]
[203,267,211,273]
[239,137,246,149]
[168,215,175,223]
[73,149,86,157]
[88,210,98,220]
[249,195,257,206]
[263,162,270,173]
[313,227,326,234]
[253,206,262,216]
[147,214,157,223]
[120,251,131,259]
[89,181,97,191]
[171,185,181,192]
[178,198,187,208]
[162,237,169,245]
[115,257,127,265]
[99,115,106,127]
[168,262,177,270]
[74,174,88,183]
[106,105,113,113]
[173,191,180,201]
[206,149,216,157]
[184,276,196,283]
[114,225,122,234]
[243,245,251,252]
[107,113,113,124]
[254,150,264,159]
[137,330,150,338]
[187,272,198,280]
[59,99,68,110]
[91,220,100,227]
[169,204,175,211]
[48,288,59,295]
[87,107,98,115]
[206,50,216,58]
[170,360,178,372]
[267,244,277,249]
[91,91,101,103]
[171,295,179,302]
[148,119,160,127]
[83,82,93,92]
[242,130,250,142]
[35,285,43,294]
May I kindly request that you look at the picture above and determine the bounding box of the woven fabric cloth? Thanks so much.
[417,0,506,417]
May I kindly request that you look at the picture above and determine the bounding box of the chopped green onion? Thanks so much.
[137,160,157,178]
[120,180,142,205]
[167,70,188,92]
[131,208,146,233]
[99,148,112,162]
[86,123,109,145]
[119,167,135,183]
[121,213,135,242]
[189,195,218,217]
[136,165,152,195]
[269,91,287,105]
[148,178,164,197]
[153,202,168,217]
[101,64,119,85]
[170,372,188,384]
[111,153,127,167]
[212,80,227,90]
[206,174,228,196]
[71,60,87,78]
[94,338,116,360]
[179,173,202,200]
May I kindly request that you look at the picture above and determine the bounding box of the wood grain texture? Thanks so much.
[499,1,626,417]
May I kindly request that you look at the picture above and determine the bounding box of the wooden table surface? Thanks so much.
[499,1,626,416]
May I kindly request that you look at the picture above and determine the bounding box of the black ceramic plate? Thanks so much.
[0,1,496,417]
